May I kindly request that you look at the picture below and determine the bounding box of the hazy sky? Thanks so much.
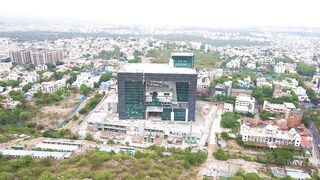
[1,0,320,27]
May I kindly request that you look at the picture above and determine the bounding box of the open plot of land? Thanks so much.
[33,97,79,129]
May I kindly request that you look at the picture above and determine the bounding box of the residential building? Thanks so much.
[31,49,63,65]
[256,77,272,88]
[235,95,255,114]
[292,86,309,102]
[10,49,63,65]
[213,81,232,96]
[10,50,32,65]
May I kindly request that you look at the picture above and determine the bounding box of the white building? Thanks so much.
[246,61,256,69]
[0,62,12,72]
[256,77,272,88]
[0,149,72,160]
[292,86,309,102]
[223,103,234,113]
[35,64,48,71]
[41,79,66,93]
[274,62,286,74]
[226,59,240,69]
[235,95,255,114]
[240,124,301,148]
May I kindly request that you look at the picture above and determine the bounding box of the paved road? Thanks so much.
[74,94,108,138]
[310,122,320,160]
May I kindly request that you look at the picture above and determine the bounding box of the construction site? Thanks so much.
[76,53,212,148]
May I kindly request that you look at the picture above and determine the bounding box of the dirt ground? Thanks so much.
[34,98,78,129]
[141,56,154,64]
[227,139,242,149]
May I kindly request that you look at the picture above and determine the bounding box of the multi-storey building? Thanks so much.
[235,95,255,114]
[10,49,63,65]
[118,54,197,121]
[10,50,32,65]
[31,49,63,65]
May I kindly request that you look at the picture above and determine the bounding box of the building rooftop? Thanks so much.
[35,143,79,152]
[171,52,194,57]
[118,63,197,75]
[0,149,72,159]
[236,95,255,102]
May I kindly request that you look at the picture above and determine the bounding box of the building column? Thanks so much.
[185,109,188,122]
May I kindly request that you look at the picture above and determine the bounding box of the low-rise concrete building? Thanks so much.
[240,124,301,148]
[235,95,255,114]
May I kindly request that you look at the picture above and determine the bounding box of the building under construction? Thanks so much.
[117,53,197,121]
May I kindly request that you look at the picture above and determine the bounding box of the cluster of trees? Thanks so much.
[94,73,113,88]
[257,149,294,166]
[253,86,299,107]
[259,110,275,120]
[128,50,142,63]
[79,93,103,114]
[297,63,316,77]
[227,169,262,180]
[34,89,64,106]
[0,146,207,179]
[302,110,320,131]
[42,128,78,139]
[96,48,120,60]
[0,92,39,142]
[0,80,21,88]
[220,112,240,131]
[79,84,92,96]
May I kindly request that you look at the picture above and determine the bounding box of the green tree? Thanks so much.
[79,84,91,96]
[243,173,260,180]
[22,83,32,92]
[214,149,228,160]
[259,110,274,120]
[39,170,55,180]
[221,132,230,140]
[220,112,240,129]
[46,63,56,72]
[297,63,316,77]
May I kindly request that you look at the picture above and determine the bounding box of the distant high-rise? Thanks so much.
[10,50,32,65]
[31,49,63,65]
[10,49,63,65]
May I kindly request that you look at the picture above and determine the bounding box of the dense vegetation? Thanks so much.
[96,48,120,60]
[0,147,207,179]
[214,149,229,160]
[194,51,221,70]
[34,88,64,106]
[220,112,240,131]
[0,92,39,142]
[257,149,294,166]
[146,49,171,63]
[79,93,103,115]
[296,62,316,77]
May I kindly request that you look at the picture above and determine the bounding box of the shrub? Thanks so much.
[214,149,228,160]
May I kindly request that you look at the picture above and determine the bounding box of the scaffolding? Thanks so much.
[124,81,144,119]
[176,82,189,102]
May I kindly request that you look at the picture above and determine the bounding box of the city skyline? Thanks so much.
[1,0,320,28]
